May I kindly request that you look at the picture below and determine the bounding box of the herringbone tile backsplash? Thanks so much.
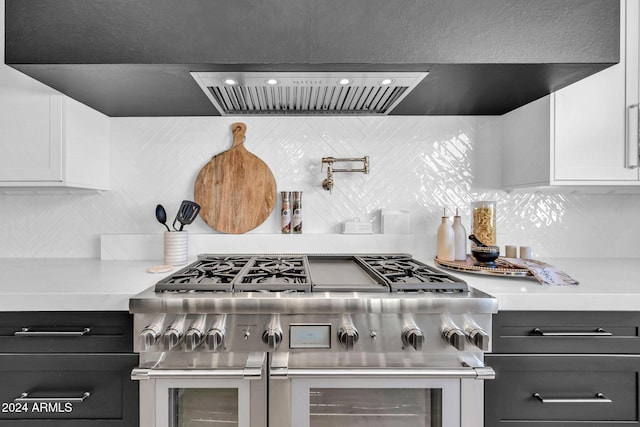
[1,116,639,259]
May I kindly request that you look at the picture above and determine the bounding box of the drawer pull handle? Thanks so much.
[627,104,639,169]
[14,327,91,337]
[531,327,612,337]
[14,391,91,403]
[533,393,612,404]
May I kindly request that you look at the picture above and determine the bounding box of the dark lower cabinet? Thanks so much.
[485,311,640,427]
[485,354,640,426]
[0,312,138,426]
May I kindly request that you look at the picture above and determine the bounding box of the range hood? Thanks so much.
[191,72,428,115]
[4,0,619,117]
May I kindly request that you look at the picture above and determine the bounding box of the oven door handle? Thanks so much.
[131,352,265,380]
[270,366,495,380]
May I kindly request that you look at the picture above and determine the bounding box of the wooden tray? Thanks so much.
[434,256,533,277]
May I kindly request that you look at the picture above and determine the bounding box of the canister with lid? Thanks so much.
[470,201,496,248]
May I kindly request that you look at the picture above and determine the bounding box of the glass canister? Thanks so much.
[471,201,496,247]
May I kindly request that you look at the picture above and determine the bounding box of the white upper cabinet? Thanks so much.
[0,0,109,193]
[502,0,640,190]
[0,89,110,192]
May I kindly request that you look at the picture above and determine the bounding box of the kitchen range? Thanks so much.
[129,253,497,427]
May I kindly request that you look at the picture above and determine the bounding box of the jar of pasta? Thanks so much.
[471,201,496,247]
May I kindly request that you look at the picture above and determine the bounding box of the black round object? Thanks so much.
[471,246,500,264]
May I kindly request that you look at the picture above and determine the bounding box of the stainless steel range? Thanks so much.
[129,253,497,427]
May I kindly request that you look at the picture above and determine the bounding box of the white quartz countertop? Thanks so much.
[460,257,640,311]
[0,258,169,311]
[0,257,638,312]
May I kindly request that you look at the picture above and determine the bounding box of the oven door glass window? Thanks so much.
[172,388,238,427]
[154,379,252,427]
[291,378,459,427]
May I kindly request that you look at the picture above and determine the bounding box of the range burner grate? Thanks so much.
[155,255,252,292]
[234,256,311,292]
[359,255,469,292]
[153,254,468,293]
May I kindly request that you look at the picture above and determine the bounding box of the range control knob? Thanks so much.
[402,326,425,351]
[163,315,187,349]
[205,328,225,351]
[185,314,207,351]
[205,315,227,352]
[163,327,184,349]
[338,324,359,351]
[467,327,490,351]
[139,315,166,351]
[442,327,465,351]
[262,315,283,350]
[262,327,283,350]
[139,327,161,351]
[184,327,204,351]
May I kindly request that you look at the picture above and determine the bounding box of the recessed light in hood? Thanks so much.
[191,72,428,116]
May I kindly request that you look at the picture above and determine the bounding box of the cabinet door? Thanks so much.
[485,355,640,426]
[553,0,639,182]
[0,353,138,426]
[0,93,63,182]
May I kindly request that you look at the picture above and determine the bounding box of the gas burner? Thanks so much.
[233,256,311,292]
[155,256,251,292]
[247,275,306,285]
[360,255,469,292]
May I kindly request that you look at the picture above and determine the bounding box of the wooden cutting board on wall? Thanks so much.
[194,122,276,234]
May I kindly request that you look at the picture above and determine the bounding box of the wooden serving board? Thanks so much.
[194,122,276,234]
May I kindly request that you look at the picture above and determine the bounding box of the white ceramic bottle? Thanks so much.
[452,208,467,261]
[436,208,455,261]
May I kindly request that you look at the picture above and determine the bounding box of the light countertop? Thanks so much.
[0,257,638,312]
[459,258,640,311]
[0,258,166,311]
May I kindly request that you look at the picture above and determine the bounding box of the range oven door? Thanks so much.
[269,353,494,427]
[131,352,266,427]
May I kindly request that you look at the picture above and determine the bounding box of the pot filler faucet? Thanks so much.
[321,156,369,193]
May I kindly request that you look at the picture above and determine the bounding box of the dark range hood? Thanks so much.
[4,0,619,117]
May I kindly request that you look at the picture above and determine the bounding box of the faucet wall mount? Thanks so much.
[321,156,369,193]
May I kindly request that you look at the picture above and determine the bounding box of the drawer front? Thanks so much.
[0,354,138,426]
[485,355,640,426]
[492,311,640,354]
[0,312,133,353]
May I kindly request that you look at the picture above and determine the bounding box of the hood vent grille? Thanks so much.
[191,72,428,115]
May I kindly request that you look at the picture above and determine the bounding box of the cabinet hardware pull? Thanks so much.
[14,391,91,403]
[627,104,639,169]
[530,327,612,337]
[533,392,612,404]
[14,327,91,337]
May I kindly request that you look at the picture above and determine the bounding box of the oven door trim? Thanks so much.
[132,352,267,427]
